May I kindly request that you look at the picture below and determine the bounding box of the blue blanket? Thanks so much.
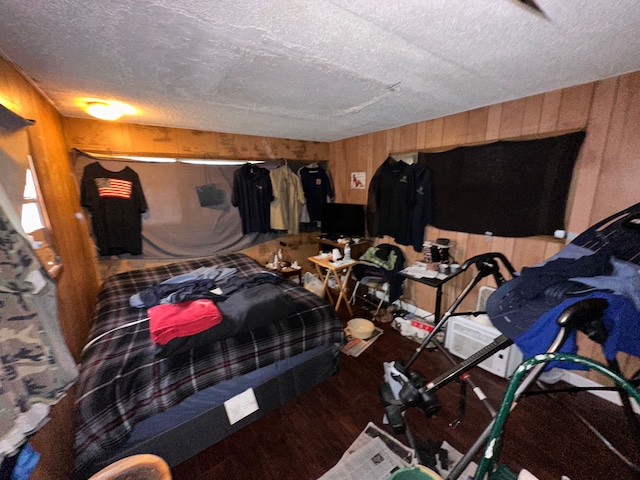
[511,292,640,369]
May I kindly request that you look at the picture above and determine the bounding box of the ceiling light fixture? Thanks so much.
[83,100,136,121]
[84,102,121,120]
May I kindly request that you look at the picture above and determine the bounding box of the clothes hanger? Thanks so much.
[390,153,417,165]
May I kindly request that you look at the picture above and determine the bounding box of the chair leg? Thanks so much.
[373,283,389,318]
[374,294,385,317]
[350,280,361,305]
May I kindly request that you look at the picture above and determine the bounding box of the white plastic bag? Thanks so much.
[303,272,325,298]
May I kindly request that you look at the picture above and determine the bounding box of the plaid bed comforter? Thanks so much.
[74,252,344,473]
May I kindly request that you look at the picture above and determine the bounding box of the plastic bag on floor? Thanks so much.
[303,272,325,298]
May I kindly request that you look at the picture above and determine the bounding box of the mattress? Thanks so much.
[81,343,340,477]
[74,252,344,477]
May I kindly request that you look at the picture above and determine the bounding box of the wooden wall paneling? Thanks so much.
[386,122,419,155]
[611,74,640,210]
[441,111,469,147]
[416,121,428,149]
[328,139,343,201]
[538,88,563,133]
[337,137,351,201]
[521,93,544,136]
[341,137,360,202]
[29,116,101,360]
[442,231,470,310]
[232,133,270,159]
[556,83,594,131]
[498,98,526,139]
[363,133,375,182]
[542,239,564,260]
[452,232,494,311]
[327,140,339,187]
[447,230,470,266]
[565,77,617,236]
[174,128,222,157]
[385,127,400,156]
[484,103,503,141]
[63,117,133,153]
[350,134,372,205]
[589,76,628,223]
[411,281,438,319]
[0,66,23,109]
[218,132,246,158]
[326,140,339,201]
[65,118,330,161]
[466,107,489,144]
[488,235,516,266]
[424,117,445,149]
[465,232,494,262]
[126,124,181,155]
[424,225,441,246]
[508,237,549,271]
[283,137,328,160]
[397,122,419,153]
[578,333,613,385]
[371,130,388,171]
[592,73,640,223]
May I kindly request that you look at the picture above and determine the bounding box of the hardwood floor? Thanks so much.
[172,301,640,480]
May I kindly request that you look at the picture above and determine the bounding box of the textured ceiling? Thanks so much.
[1,1,640,142]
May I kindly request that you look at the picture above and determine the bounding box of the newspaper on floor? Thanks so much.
[317,437,406,480]
[342,422,415,466]
[437,441,477,480]
[341,326,384,357]
[317,423,415,480]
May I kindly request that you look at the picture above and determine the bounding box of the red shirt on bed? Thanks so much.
[148,299,223,345]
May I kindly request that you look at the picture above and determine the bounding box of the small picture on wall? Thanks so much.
[350,172,366,189]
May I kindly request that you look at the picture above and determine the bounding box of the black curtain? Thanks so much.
[417,131,586,237]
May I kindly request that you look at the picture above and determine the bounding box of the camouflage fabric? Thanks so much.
[0,204,77,455]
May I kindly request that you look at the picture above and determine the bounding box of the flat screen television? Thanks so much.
[320,203,366,240]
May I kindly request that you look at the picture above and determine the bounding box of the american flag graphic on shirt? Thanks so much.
[95,177,133,199]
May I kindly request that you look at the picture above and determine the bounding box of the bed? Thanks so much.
[73,252,345,478]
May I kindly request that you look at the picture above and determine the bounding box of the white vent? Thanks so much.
[477,286,496,311]
[445,315,523,379]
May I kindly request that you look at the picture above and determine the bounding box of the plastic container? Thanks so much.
[389,465,444,480]
[344,243,351,261]
[346,318,375,339]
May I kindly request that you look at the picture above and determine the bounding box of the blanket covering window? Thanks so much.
[418,131,586,237]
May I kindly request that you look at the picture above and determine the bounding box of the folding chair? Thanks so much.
[349,243,406,319]
[350,275,389,318]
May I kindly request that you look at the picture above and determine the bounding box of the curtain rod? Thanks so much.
[77,149,266,166]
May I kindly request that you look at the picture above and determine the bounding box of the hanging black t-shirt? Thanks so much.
[376,157,415,238]
[80,162,147,255]
[299,165,334,221]
[231,164,274,234]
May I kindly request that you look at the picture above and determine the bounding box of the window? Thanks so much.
[21,156,60,276]
[21,166,45,235]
